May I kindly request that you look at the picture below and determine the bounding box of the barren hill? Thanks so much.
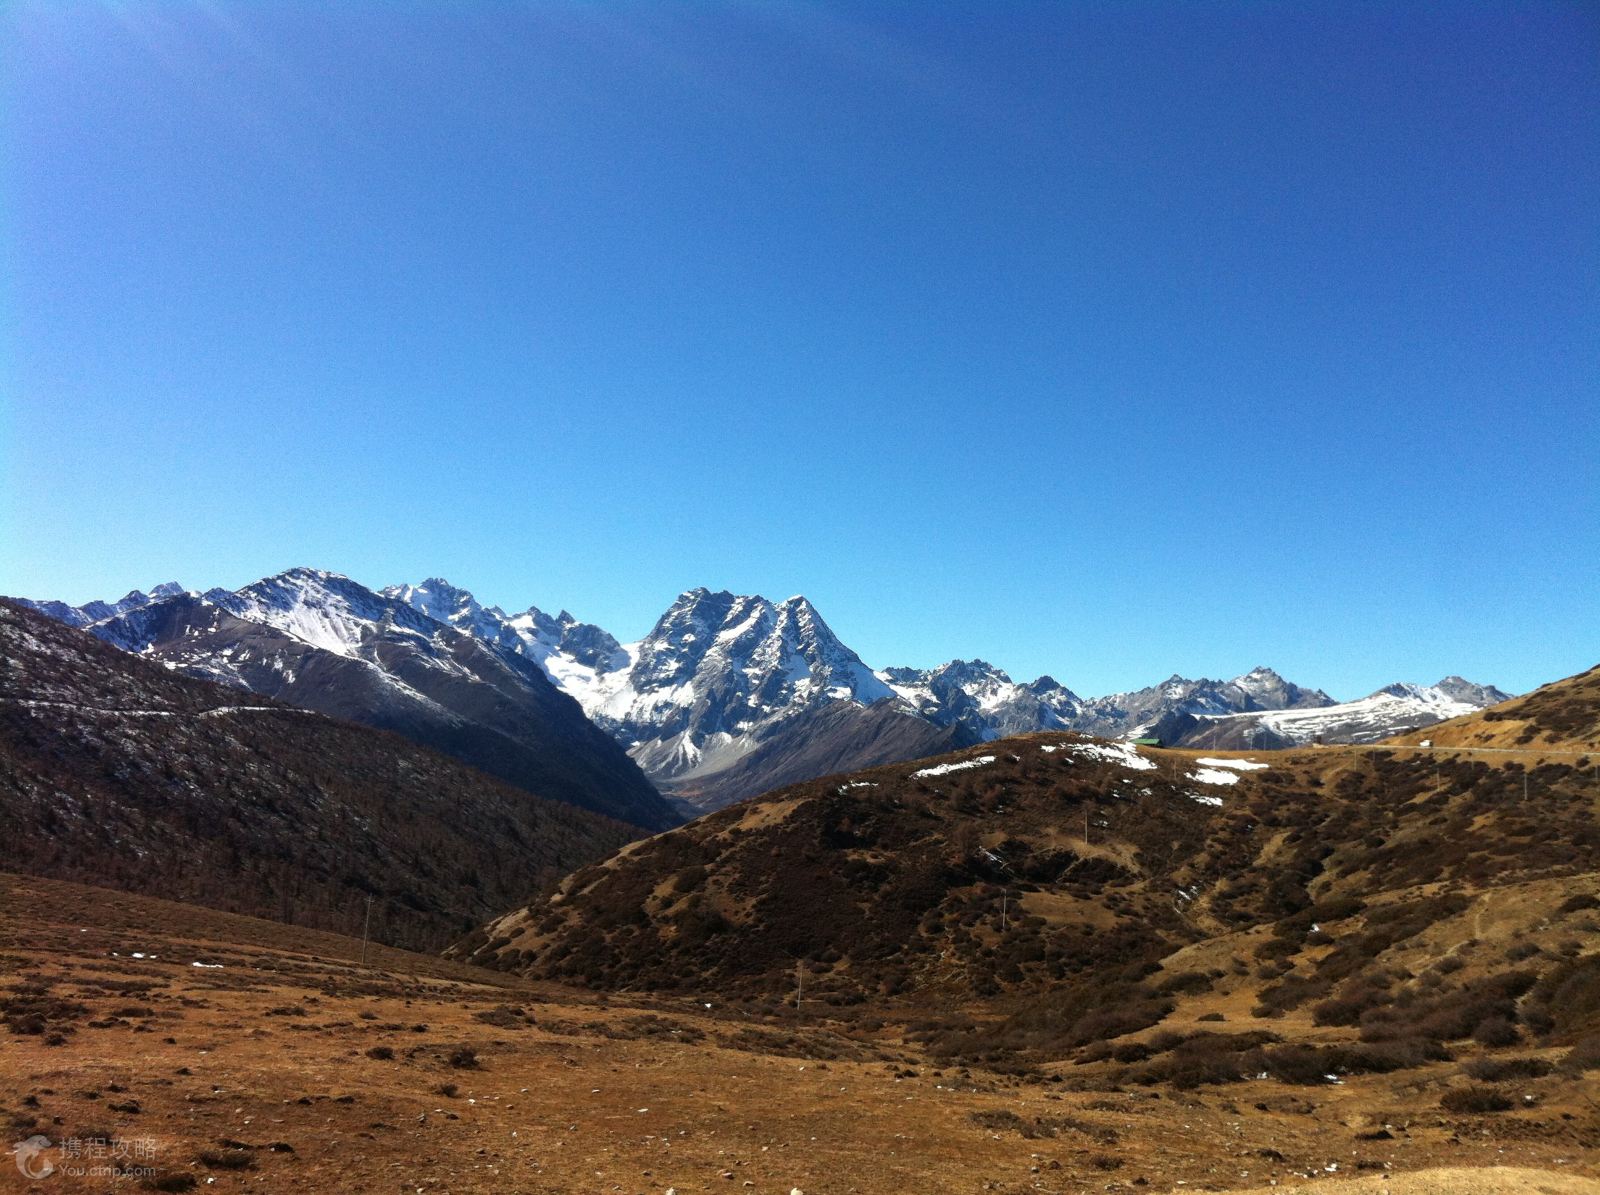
[0,600,639,950]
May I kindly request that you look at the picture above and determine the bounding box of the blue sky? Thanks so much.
[3,1,1595,699]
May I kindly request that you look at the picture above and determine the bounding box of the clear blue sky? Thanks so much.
[3,2,1595,699]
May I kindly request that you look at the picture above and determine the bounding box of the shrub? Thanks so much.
[1463,1056,1551,1082]
[1526,955,1600,1039]
[1253,1046,1333,1086]
[1440,1087,1513,1113]
[447,1047,479,1069]
[1560,1034,1600,1073]
[197,1149,255,1170]
[1156,971,1214,996]
[1313,987,1384,1027]
[364,1046,394,1061]
[1472,1017,1520,1048]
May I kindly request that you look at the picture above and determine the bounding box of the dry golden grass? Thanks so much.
[2,872,1597,1194]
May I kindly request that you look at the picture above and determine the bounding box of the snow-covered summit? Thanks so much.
[584,588,895,779]
[205,568,441,658]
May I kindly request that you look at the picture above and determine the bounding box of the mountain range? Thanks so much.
[13,570,1511,814]
[16,571,677,829]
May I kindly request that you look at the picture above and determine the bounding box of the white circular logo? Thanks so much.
[12,1136,54,1181]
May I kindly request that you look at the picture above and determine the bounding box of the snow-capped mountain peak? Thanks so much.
[384,577,495,624]
[444,587,892,783]
[212,568,437,658]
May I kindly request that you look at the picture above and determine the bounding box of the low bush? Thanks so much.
[1439,1087,1513,1113]
[197,1149,255,1170]
[1472,1017,1520,1048]
[1560,1034,1600,1073]
[1463,1056,1551,1082]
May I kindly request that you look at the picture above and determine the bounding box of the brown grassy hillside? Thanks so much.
[3,871,1597,1193]
[455,727,1600,1098]
[1390,664,1600,751]
[0,600,639,951]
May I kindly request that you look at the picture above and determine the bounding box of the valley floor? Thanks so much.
[1,873,1595,1195]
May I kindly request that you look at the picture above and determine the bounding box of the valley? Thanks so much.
[2,873,1596,1194]
[4,588,1596,1193]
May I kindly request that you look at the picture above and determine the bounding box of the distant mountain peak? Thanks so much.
[1238,665,1283,680]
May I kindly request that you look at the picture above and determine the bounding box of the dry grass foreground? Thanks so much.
[2,873,1596,1194]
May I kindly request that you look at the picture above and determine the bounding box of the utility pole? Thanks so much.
[360,895,374,966]
[794,960,803,1015]
[1085,805,1091,845]
[1001,887,1009,932]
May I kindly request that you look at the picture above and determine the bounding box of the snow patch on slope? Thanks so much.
[912,755,996,779]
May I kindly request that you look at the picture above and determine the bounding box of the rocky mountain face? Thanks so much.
[21,570,678,831]
[0,600,638,950]
[385,584,907,811]
[379,581,1430,811]
[662,699,972,813]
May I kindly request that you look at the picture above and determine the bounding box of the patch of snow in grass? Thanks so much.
[911,755,996,778]
[1071,742,1157,771]
[1184,791,1224,807]
[1194,757,1268,771]
[1189,767,1241,786]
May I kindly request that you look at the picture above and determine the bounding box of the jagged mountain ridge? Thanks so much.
[873,659,1337,743]
[383,582,905,809]
[15,582,185,629]
[21,573,1513,814]
[377,579,1510,810]
[18,570,679,831]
